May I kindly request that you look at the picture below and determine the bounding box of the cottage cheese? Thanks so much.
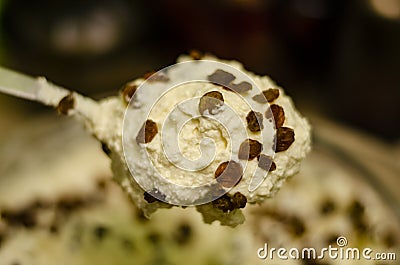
[36,54,311,226]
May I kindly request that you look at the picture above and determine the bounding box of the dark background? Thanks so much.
[0,0,399,141]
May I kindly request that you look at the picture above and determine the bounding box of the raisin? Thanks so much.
[348,200,368,233]
[57,197,85,212]
[252,88,280,103]
[214,160,243,188]
[246,111,264,132]
[49,224,59,234]
[1,209,36,228]
[198,91,224,115]
[147,232,161,244]
[93,225,110,241]
[383,232,397,248]
[56,93,75,115]
[320,199,336,215]
[286,216,306,236]
[348,200,364,219]
[229,81,252,93]
[269,104,285,128]
[275,127,295,152]
[144,189,166,203]
[143,191,159,203]
[231,192,247,209]
[212,194,234,212]
[136,120,158,144]
[207,69,236,86]
[101,142,111,156]
[121,83,137,104]
[257,154,276,171]
[238,139,263,160]
[189,49,203,60]
[173,223,192,245]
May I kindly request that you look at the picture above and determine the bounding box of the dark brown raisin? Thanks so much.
[121,83,137,104]
[286,216,306,236]
[49,224,59,234]
[270,104,285,128]
[1,209,36,228]
[269,162,277,171]
[238,139,263,160]
[143,191,159,203]
[214,160,243,188]
[383,232,397,248]
[189,49,203,60]
[257,154,276,171]
[207,69,236,86]
[56,93,75,115]
[320,199,336,215]
[57,197,85,212]
[147,232,161,244]
[252,88,280,103]
[212,194,234,212]
[173,223,192,245]
[348,200,368,233]
[229,81,252,93]
[252,94,267,103]
[144,189,166,203]
[231,192,247,209]
[136,120,158,144]
[198,91,224,115]
[93,225,110,241]
[275,127,295,152]
[0,232,4,247]
[246,111,264,132]
[348,200,364,219]
[101,142,111,156]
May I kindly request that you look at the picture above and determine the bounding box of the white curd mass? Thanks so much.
[36,54,311,226]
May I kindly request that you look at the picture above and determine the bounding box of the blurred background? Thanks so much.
[0,0,399,141]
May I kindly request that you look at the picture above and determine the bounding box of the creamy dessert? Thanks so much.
[0,114,398,265]
[119,55,311,225]
[3,54,311,226]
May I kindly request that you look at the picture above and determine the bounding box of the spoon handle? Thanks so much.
[0,66,43,101]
